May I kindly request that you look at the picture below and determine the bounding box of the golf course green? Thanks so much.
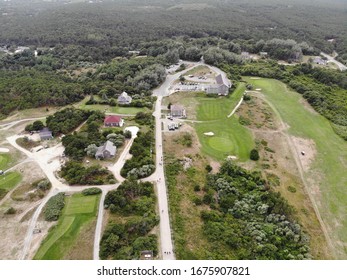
[34,192,100,260]
[194,83,254,161]
[245,77,347,259]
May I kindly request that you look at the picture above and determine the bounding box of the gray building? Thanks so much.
[39,128,53,141]
[206,74,231,96]
[95,140,116,160]
[117,91,132,105]
[171,104,186,118]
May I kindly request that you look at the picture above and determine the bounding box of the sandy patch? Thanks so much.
[0,148,9,153]
[204,132,214,136]
[292,136,317,172]
[299,98,318,115]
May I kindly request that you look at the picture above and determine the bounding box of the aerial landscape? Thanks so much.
[0,0,346,261]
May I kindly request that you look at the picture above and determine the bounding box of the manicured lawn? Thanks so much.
[0,153,10,170]
[34,193,100,260]
[0,172,22,192]
[193,83,254,161]
[197,83,246,121]
[245,77,347,258]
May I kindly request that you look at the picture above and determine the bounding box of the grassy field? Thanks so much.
[0,153,10,170]
[76,97,149,115]
[193,83,254,161]
[34,192,100,260]
[245,77,347,259]
[0,172,22,199]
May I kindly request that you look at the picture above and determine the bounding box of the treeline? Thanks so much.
[46,107,91,136]
[201,161,310,260]
[0,0,345,61]
[100,180,159,259]
[0,70,84,119]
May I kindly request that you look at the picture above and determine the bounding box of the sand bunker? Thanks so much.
[227,155,238,160]
[204,132,214,136]
[0,148,9,153]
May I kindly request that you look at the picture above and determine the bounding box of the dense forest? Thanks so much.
[0,0,346,63]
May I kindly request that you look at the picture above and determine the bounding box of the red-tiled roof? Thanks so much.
[104,115,122,124]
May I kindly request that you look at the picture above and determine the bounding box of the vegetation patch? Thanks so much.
[0,172,22,200]
[60,161,115,185]
[121,131,155,179]
[101,180,159,260]
[43,192,65,221]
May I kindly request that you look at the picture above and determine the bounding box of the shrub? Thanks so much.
[82,187,102,196]
[250,149,260,161]
[287,186,297,193]
[205,165,212,173]
[4,207,16,215]
[194,184,201,192]
[193,197,202,205]
[43,193,65,221]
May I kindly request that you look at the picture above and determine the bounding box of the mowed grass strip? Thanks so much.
[34,193,100,260]
[245,77,347,258]
[64,195,97,215]
[34,216,75,260]
[0,153,10,170]
[0,172,22,193]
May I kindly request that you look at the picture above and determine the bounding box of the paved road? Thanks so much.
[320,52,347,71]
[150,60,232,259]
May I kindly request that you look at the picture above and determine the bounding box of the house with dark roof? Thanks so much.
[104,115,124,127]
[95,140,116,160]
[170,104,186,118]
[39,128,53,141]
[117,91,132,105]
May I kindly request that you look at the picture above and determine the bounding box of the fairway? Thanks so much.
[0,172,22,199]
[34,193,100,260]
[245,77,347,259]
[0,153,10,170]
[193,83,254,161]
[64,195,97,215]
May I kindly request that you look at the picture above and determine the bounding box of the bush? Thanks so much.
[82,187,102,196]
[205,165,212,173]
[250,149,260,161]
[43,193,65,221]
[4,207,16,215]
[287,186,297,193]
[36,179,51,191]
[193,197,202,205]
[194,184,201,192]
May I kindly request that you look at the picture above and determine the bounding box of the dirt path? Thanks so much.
[249,92,335,256]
